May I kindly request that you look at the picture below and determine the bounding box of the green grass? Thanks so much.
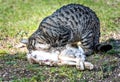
[0,0,119,39]
[0,0,120,81]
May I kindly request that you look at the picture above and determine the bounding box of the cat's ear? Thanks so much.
[20,39,28,44]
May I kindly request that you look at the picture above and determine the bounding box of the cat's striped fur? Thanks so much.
[27,4,111,55]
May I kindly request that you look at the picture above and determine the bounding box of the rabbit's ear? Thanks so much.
[20,39,28,44]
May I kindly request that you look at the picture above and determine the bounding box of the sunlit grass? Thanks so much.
[0,0,120,81]
[0,0,119,39]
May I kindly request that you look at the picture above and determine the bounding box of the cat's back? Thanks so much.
[53,4,94,15]
[41,4,99,29]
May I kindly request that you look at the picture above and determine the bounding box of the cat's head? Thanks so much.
[21,31,51,52]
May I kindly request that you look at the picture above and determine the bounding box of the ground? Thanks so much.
[0,0,120,82]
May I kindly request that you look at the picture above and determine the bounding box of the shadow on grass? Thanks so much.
[0,52,37,81]
[0,38,120,81]
[106,38,120,58]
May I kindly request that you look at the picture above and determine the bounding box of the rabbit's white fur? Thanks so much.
[27,45,94,70]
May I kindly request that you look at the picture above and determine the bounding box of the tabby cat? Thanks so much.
[26,4,112,55]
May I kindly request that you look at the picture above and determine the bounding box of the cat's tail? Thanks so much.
[95,43,112,53]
